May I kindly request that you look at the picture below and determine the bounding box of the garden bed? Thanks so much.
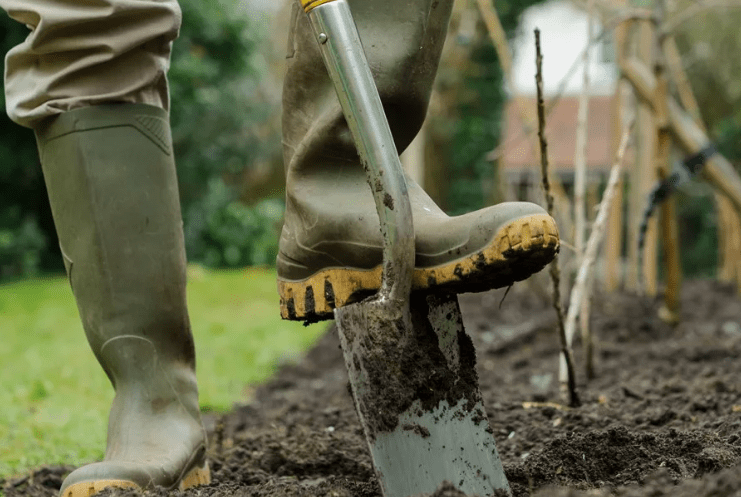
[5,279,741,496]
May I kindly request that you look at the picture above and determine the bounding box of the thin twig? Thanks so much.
[655,0,682,324]
[574,0,595,379]
[560,121,634,391]
[535,28,580,408]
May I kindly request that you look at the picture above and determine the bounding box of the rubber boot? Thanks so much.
[278,0,560,322]
[34,104,210,497]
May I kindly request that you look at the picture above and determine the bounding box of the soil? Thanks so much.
[4,279,741,497]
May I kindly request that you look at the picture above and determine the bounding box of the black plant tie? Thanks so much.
[637,143,717,286]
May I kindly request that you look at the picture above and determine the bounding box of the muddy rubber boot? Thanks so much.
[34,104,210,497]
[278,0,560,322]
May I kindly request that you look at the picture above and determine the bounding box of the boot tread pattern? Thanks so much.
[278,213,559,323]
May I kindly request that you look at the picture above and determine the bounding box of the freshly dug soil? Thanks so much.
[4,279,741,497]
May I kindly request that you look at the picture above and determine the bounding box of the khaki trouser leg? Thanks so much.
[1,0,181,128]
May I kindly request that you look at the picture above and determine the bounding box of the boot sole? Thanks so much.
[278,213,559,322]
[59,461,210,497]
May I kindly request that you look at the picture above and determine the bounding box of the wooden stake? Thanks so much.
[620,57,741,217]
[605,12,630,292]
[717,195,733,282]
[663,36,741,292]
[718,195,741,287]
[626,22,646,292]
[622,45,741,298]
[574,0,595,274]
[662,37,702,126]
[654,0,682,323]
[605,169,624,291]
[572,0,596,376]
[606,89,626,293]
[727,211,741,295]
[637,20,658,297]
[581,179,599,379]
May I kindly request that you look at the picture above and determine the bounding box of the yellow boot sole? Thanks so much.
[60,461,210,497]
[278,213,559,322]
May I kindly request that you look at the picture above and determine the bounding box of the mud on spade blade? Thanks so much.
[335,294,510,497]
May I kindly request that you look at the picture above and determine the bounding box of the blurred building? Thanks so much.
[498,0,620,203]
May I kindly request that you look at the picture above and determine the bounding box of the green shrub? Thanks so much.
[184,179,284,268]
[675,187,718,278]
[0,207,46,280]
[0,0,279,280]
[715,114,741,167]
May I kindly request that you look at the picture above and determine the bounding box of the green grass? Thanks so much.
[0,266,325,479]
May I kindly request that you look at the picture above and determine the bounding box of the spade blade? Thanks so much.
[335,293,511,497]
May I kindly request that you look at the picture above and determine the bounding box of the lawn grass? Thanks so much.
[0,266,325,480]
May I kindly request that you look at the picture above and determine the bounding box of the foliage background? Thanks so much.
[0,0,739,279]
[0,0,286,281]
[672,4,741,277]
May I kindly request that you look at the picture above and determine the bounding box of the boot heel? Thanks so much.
[278,267,383,322]
[61,480,139,497]
[179,461,211,490]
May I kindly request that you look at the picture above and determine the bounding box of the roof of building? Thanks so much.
[498,95,617,173]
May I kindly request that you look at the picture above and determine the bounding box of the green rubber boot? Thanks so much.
[278,0,559,322]
[34,104,210,497]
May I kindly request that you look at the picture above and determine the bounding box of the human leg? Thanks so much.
[1,2,209,495]
[278,0,560,321]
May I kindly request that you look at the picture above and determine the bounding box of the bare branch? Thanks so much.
[535,29,580,408]
[560,122,634,391]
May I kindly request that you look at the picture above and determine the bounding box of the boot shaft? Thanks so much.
[282,0,454,176]
[35,104,196,380]
[279,0,455,286]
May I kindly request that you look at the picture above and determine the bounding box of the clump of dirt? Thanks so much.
[2,466,73,497]
[4,279,741,497]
